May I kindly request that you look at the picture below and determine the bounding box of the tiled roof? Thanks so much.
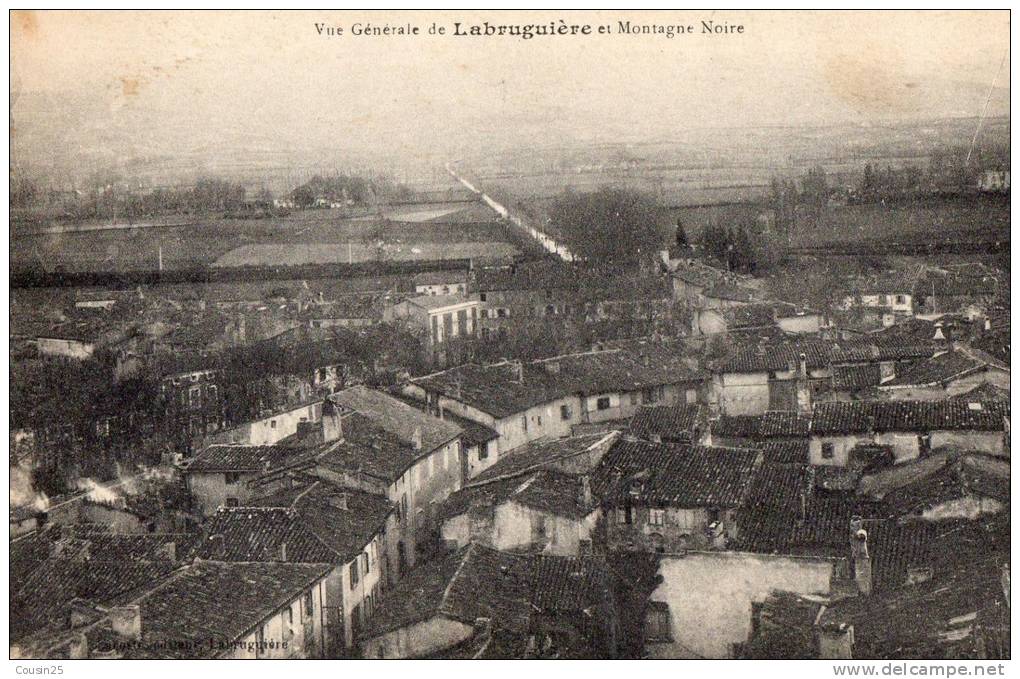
[712,412,810,439]
[536,349,704,395]
[628,404,705,443]
[747,591,826,659]
[412,362,573,419]
[412,270,466,286]
[382,390,500,447]
[194,507,338,563]
[704,282,756,303]
[474,261,596,292]
[441,469,590,522]
[724,303,778,329]
[830,343,939,363]
[11,557,178,642]
[882,349,1003,387]
[87,561,332,659]
[732,493,859,556]
[414,349,704,420]
[832,363,882,390]
[592,439,760,508]
[316,412,432,483]
[717,339,860,374]
[811,399,1009,434]
[362,544,609,641]
[331,385,462,454]
[847,273,916,296]
[755,440,810,464]
[866,455,1009,517]
[405,293,476,311]
[184,444,302,473]
[971,323,1010,363]
[472,433,614,483]
[819,555,1008,659]
[195,482,393,564]
[949,382,1010,403]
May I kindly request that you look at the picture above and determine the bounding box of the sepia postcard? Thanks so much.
[7,8,1011,670]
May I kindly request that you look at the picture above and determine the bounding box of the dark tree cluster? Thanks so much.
[548,187,665,266]
[699,208,776,275]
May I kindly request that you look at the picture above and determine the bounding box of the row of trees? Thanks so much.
[290,173,414,208]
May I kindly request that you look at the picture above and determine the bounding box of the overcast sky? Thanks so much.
[10,10,1011,165]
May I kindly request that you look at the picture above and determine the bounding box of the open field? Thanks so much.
[786,196,1010,248]
[10,200,513,273]
[212,241,518,267]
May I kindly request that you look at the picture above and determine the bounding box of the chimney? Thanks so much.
[798,352,807,378]
[209,533,226,560]
[801,466,814,520]
[818,623,855,660]
[579,475,592,508]
[328,493,349,511]
[110,605,142,641]
[159,541,176,562]
[68,633,89,659]
[278,542,288,562]
[850,517,872,595]
[933,322,946,341]
[412,427,423,452]
[321,400,343,444]
[513,361,524,383]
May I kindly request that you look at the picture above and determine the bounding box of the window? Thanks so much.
[537,415,542,426]
[480,293,487,302]
[533,514,548,539]
[643,387,661,404]
[457,309,468,336]
[630,392,640,406]
[596,396,611,411]
[821,442,835,460]
[270,419,277,429]
[497,308,508,318]
[649,508,665,526]
[303,590,314,618]
[431,315,440,343]
[189,386,201,406]
[350,560,359,585]
[443,313,454,341]
[400,495,409,522]
[560,404,572,421]
[522,415,528,432]
[225,497,239,507]
[896,295,907,305]
[362,552,370,574]
[645,602,672,642]
[479,444,489,460]
[225,472,241,485]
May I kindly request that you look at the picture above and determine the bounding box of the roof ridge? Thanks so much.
[289,480,321,509]
[439,544,476,616]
